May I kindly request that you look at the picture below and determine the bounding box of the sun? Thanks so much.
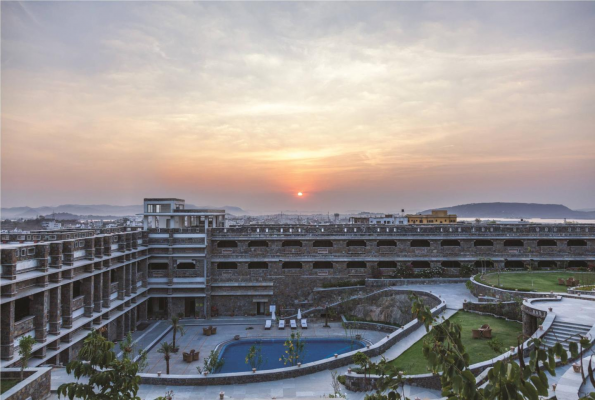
[297,192,303,197]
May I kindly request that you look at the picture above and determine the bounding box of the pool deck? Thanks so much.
[142,320,387,375]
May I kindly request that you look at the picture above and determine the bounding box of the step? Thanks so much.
[549,327,590,337]
[551,321,593,330]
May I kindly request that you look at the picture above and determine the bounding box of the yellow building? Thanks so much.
[407,210,457,224]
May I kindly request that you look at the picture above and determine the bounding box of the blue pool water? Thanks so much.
[216,338,365,373]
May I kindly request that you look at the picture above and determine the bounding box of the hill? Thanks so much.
[422,202,595,219]
[1,204,245,219]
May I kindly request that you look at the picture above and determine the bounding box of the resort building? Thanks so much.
[1,197,593,370]
[407,209,457,224]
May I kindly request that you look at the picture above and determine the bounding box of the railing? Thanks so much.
[72,295,85,310]
[14,315,35,337]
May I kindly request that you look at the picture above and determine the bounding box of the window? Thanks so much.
[217,241,238,248]
[79,241,85,247]
[282,261,302,269]
[346,240,366,247]
[176,262,195,270]
[248,241,268,248]
[27,248,35,255]
[313,261,333,269]
[248,262,268,270]
[313,240,333,248]
[377,240,397,247]
[217,262,238,270]
[21,249,27,257]
[347,261,366,269]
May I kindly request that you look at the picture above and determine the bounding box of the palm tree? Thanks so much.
[170,316,186,352]
[157,341,174,374]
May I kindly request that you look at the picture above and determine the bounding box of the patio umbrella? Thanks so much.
[297,309,302,320]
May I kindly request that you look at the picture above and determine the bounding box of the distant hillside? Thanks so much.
[1,204,245,219]
[422,202,595,219]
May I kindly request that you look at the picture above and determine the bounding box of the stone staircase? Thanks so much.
[541,321,592,350]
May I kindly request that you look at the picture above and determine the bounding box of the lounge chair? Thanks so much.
[290,319,297,329]
[203,327,211,336]
[211,326,217,334]
[480,324,490,330]
[278,320,285,330]
[301,319,308,329]
[558,278,565,285]
[482,328,493,338]
[192,350,199,361]
[472,329,482,339]
[265,320,272,330]
[183,352,192,363]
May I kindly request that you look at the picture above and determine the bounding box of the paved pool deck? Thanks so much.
[47,283,477,399]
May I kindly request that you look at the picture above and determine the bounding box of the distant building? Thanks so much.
[349,214,408,225]
[41,220,61,230]
[407,210,457,224]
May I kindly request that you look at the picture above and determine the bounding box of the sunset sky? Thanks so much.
[2,2,595,213]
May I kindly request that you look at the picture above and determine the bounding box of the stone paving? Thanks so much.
[529,296,595,326]
[143,321,387,375]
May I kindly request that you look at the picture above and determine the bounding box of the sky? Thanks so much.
[2,1,595,213]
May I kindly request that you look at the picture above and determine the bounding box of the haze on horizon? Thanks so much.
[2,1,595,213]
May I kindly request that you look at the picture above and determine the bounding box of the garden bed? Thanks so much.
[478,271,595,293]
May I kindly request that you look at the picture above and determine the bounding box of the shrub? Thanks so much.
[460,264,476,277]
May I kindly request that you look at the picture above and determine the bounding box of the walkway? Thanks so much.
[529,296,595,326]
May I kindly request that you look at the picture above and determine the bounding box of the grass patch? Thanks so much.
[479,271,595,293]
[1,379,19,394]
[374,311,522,375]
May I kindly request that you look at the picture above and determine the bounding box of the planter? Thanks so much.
[572,363,581,373]
[252,368,256,373]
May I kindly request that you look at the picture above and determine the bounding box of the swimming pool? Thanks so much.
[216,338,365,373]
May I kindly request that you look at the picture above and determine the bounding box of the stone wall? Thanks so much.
[469,275,559,301]
[0,367,51,400]
[463,300,523,322]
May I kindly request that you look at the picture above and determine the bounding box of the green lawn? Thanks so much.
[1,379,19,394]
[383,311,522,375]
[479,271,595,293]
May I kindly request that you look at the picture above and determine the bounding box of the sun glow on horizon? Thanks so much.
[297,192,303,197]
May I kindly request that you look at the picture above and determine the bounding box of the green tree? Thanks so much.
[18,335,36,381]
[245,344,265,370]
[203,349,225,373]
[157,342,174,375]
[119,332,148,372]
[57,329,141,400]
[170,316,186,352]
[280,331,306,366]
[353,351,371,387]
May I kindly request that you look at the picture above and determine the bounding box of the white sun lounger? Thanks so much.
[290,319,297,329]
[301,319,308,329]
[278,320,285,330]
[265,320,272,330]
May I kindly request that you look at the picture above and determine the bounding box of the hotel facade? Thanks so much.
[1,198,594,369]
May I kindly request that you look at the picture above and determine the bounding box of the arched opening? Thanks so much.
[346,240,366,247]
[504,240,524,247]
[474,260,494,269]
[313,261,333,269]
[377,240,397,247]
[217,262,238,270]
[248,262,268,270]
[537,240,557,247]
[248,241,269,248]
[441,240,460,247]
[474,240,494,247]
[282,240,303,247]
[176,262,195,270]
[505,260,524,269]
[377,261,397,268]
[567,260,587,269]
[442,261,461,268]
[15,297,32,322]
[313,240,333,248]
[537,261,557,269]
[567,240,587,247]
[217,241,238,248]
[346,261,367,269]
[149,262,168,271]
[410,240,430,248]
[282,261,302,269]
[411,261,431,268]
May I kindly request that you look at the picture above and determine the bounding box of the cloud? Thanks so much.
[1,1,595,210]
